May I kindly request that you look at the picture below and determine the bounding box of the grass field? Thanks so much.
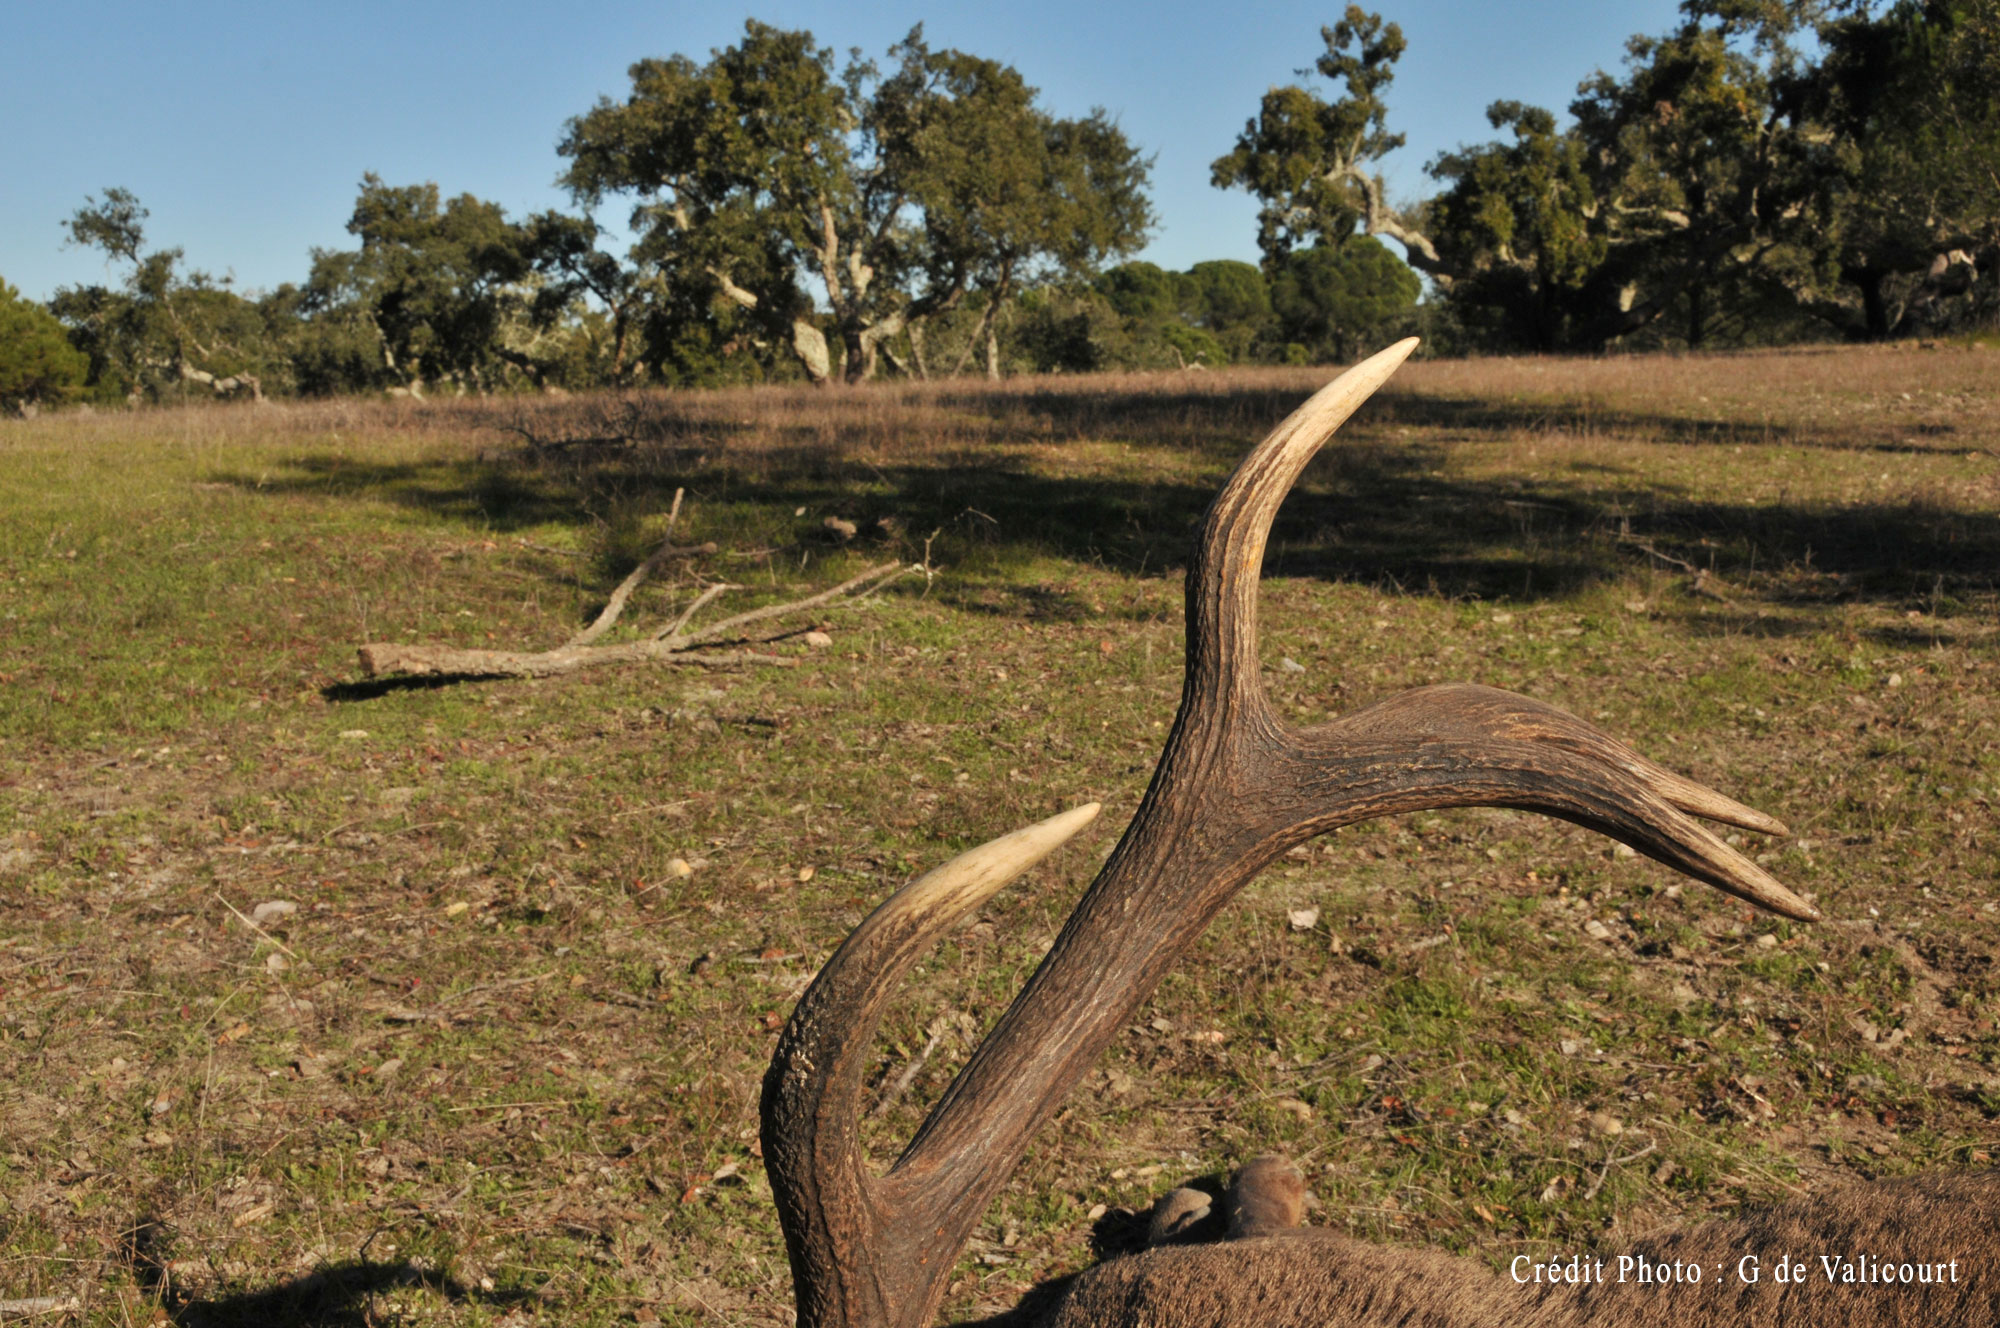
[1,344,1996,1326]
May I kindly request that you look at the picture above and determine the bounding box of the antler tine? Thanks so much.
[1277,725,1814,922]
[762,804,1100,1328]
[1186,338,1420,720]
[1322,684,1813,919]
[857,342,1439,1324]
[764,343,1806,1328]
[1342,684,1791,837]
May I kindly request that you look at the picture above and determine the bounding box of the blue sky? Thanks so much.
[4,1,1688,302]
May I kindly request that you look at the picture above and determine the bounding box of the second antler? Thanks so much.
[762,339,1817,1328]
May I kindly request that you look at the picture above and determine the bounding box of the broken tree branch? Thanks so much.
[565,490,719,648]
[1619,536,1734,601]
[355,486,919,682]
[0,1297,82,1320]
[1619,536,1697,573]
[656,582,739,642]
[356,549,914,682]
[669,562,905,648]
[355,640,797,680]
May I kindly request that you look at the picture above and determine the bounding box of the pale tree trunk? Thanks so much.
[142,355,264,402]
[792,320,833,384]
[494,348,546,391]
[969,260,1017,381]
[820,203,966,384]
[610,308,633,382]
[173,361,263,401]
[947,311,984,377]
[847,311,911,385]
[842,329,873,384]
[157,294,267,401]
[363,310,419,393]
[712,265,834,385]
[1343,166,1457,286]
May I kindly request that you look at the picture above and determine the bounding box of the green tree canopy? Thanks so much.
[1567,17,1819,347]
[0,279,88,411]
[1212,7,1448,279]
[1426,102,1605,349]
[1181,260,1272,332]
[1095,261,1181,321]
[50,189,276,401]
[1219,4,2000,352]
[304,176,538,395]
[1803,0,2000,335]
[521,211,660,385]
[1092,259,1273,366]
[558,21,1152,383]
[1268,236,1419,361]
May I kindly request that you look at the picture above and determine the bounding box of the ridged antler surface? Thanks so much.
[755,341,1982,1328]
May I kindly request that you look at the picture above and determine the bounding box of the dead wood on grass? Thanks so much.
[356,486,915,681]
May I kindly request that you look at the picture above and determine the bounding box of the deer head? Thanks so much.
[762,339,1814,1328]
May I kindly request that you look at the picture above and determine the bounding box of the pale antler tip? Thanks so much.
[1357,336,1421,381]
[1699,840,1818,920]
[885,802,1101,932]
[1303,337,1420,408]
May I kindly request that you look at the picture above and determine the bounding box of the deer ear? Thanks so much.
[1224,1156,1309,1238]
[1146,1187,1218,1247]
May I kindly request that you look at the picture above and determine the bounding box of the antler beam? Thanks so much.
[764,339,1811,1328]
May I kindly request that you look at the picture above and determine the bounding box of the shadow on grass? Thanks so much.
[121,1218,533,1326]
[933,382,1970,458]
[159,1261,530,1327]
[322,674,499,703]
[212,453,587,531]
[1364,393,1968,457]
[210,386,2000,613]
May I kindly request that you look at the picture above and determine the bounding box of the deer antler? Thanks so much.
[763,339,1813,1328]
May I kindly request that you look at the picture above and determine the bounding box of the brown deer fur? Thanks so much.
[1039,1158,1998,1326]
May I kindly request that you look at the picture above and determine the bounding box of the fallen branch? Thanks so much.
[357,553,911,681]
[1689,568,1735,602]
[662,561,909,647]
[217,891,299,959]
[659,583,736,641]
[1619,536,1697,573]
[1583,1139,1658,1201]
[357,488,924,681]
[1619,536,1733,602]
[566,489,718,648]
[357,640,798,680]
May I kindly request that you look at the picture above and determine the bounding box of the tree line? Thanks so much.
[3,1,1995,411]
[1222,0,2000,351]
